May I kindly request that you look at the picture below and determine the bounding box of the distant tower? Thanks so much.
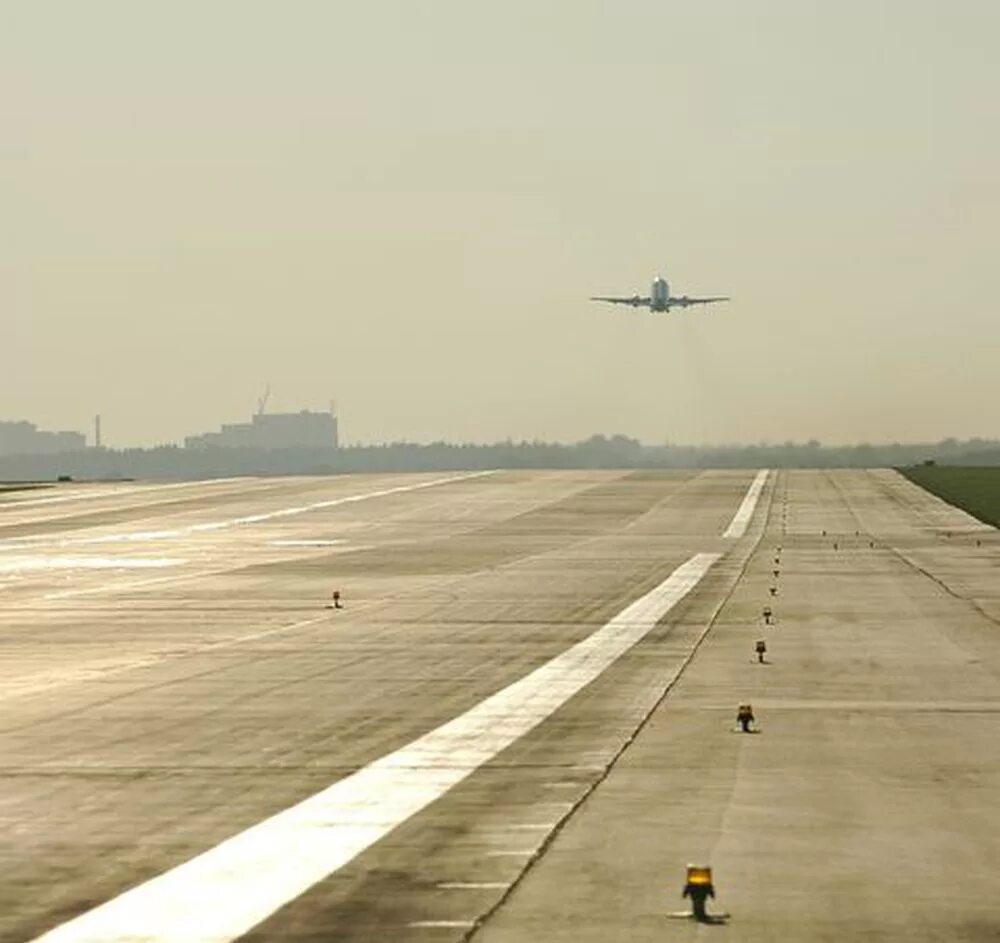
[95,414,102,449]
[256,384,271,417]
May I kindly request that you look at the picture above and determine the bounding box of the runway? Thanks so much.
[1,470,997,941]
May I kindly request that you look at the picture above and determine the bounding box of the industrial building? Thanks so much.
[184,410,338,450]
[0,420,86,456]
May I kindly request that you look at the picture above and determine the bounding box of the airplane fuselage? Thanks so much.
[650,276,670,311]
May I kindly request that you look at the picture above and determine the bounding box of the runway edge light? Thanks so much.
[686,865,712,886]
[673,863,724,923]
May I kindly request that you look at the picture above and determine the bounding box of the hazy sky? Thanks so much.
[5,1,999,447]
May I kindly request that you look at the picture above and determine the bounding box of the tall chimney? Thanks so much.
[95,414,102,449]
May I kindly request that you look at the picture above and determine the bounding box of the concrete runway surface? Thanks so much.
[1,469,997,942]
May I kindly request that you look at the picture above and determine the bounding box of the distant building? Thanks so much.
[0,420,86,456]
[185,410,339,450]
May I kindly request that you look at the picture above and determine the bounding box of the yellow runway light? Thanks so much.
[686,865,713,886]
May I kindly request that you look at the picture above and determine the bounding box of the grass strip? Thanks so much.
[898,466,1000,528]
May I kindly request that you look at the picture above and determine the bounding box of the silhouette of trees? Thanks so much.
[0,436,997,481]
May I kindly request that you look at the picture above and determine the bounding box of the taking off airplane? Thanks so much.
[591,275,729,312]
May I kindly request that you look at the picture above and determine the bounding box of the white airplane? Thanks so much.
[591,275,729,313]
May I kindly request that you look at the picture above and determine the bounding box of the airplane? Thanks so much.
[591,275,729,313]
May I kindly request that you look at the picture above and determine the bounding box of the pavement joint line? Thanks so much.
[890,543,1000,630]
[830,471,1000,630]
[486,850,538,857]
[25,550,723,943]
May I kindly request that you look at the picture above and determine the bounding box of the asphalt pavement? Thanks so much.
[1,469,996,941]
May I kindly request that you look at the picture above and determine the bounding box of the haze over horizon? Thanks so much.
[6,1,999,449]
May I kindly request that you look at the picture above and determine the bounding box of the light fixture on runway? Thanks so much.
[686,865,713,887]
[668,864,729,923]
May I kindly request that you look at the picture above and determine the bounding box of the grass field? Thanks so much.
[899,466,1000,529]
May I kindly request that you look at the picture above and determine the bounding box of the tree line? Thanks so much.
[0,434,998,481]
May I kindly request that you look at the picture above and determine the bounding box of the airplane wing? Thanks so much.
[590,295,651,308]
[668,296,730,308]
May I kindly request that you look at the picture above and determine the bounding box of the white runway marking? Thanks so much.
[0,555,183,575]
[1,471,493,549]
[408,921,476,929]
[40,544,374,602]
[0,478,247,511]
[722,469,770,539]
[29,551,720,943]
[437,882,509,890]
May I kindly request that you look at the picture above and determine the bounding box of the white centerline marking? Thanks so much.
[30,551,719,943]
[722,469,770,539]
[37,545,374,602]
